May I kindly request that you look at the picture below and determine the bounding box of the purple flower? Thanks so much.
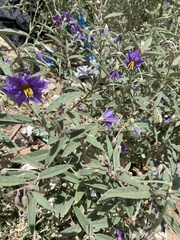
[77,103,83,111]
[52,12,73,27]
[134,82,140,89]
[164,1,170,7]
[1,74,50,107]
[103,108,118,129]
[52,14,62,27]
[110,71,120,81]
[114,36,122,44]
[134,125,141,137]
[61,11,73,22]
[164,117,171,124]
[120,143,128,153]
[104,24,109,36]
[69,21,84,39]
[5,58,10,63]
[75,65,88,77]
[87,34,95,42]
[125,49,144,69]
[115,230,125,240]
[152,203,158,214]
[36,51,54,67]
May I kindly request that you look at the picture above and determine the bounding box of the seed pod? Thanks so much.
[22,195,28,208]
[14,192,20,206]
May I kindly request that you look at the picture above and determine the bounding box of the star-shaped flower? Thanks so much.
[110,70,120,81]
[114,36,122,44]
[126,49,144,69]
[103,108,118,129]
[115,230,125,240]
[1,74,50,107]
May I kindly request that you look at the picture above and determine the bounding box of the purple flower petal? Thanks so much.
[103,108,118,129]
[104,24,108,36]
[110,71,120,81]
[103,109,114,119]
[114,36,122,44]
[164,1,169,7]
[164,117,171,124]
[116,230,125,240]
[121,143,128,153]
[77,103,83,111]
[134,126,141,137]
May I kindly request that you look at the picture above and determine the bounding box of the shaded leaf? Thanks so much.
[27,193,37,235]
[31,191,54,212]
[39,164,70,179]
[98,186,151,202]
[74,206,91,234]
[0,176,25,186]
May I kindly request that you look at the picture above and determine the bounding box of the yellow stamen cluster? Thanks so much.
[118,238,122,240]
[128,60,135,69]
[21,84,34,98]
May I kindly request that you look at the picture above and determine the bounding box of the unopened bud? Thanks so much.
[22,195,28,207]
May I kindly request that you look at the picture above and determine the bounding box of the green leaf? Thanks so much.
[31,191,54,212]
[74,206,91,234]
[118,173,142,187]
[86,135,104,151]
[12,150,48,163]
[74,185,85,204]
[17,154,40,169]
[30,102,41,117]
[96,233,114,240]
[0,28,28,36]
[69,54,84,59]
[84,180,108,190]
[0,114,33,125]
[62,141,81,157]
[39,164,70,179]
[172,177,180,191]
[0,130,16,152]
[172,144,180,152]
[106,136,113,159]
[46,91,83,113]
[0,59,12,75]
[105,12,123,19]
[0,34,16,52]
[98,186,151,202]
[143,37,152,50]
[58,196,74,218]
[164,209,180,237]
[113,145,120,170]
[93,217,119,232]
[27,193,37,235]
[61,224,81,236]
[154,92,163,108]
[0,176,25,186]
[45,136,69,165]
[124,199,134,217]
[60,171,81,184]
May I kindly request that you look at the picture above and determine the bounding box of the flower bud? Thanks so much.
[22,195,28,208]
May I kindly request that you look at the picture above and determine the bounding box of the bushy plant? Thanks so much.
[0,0,179,239]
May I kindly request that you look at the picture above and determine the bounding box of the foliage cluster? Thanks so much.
[0,0,179,239]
